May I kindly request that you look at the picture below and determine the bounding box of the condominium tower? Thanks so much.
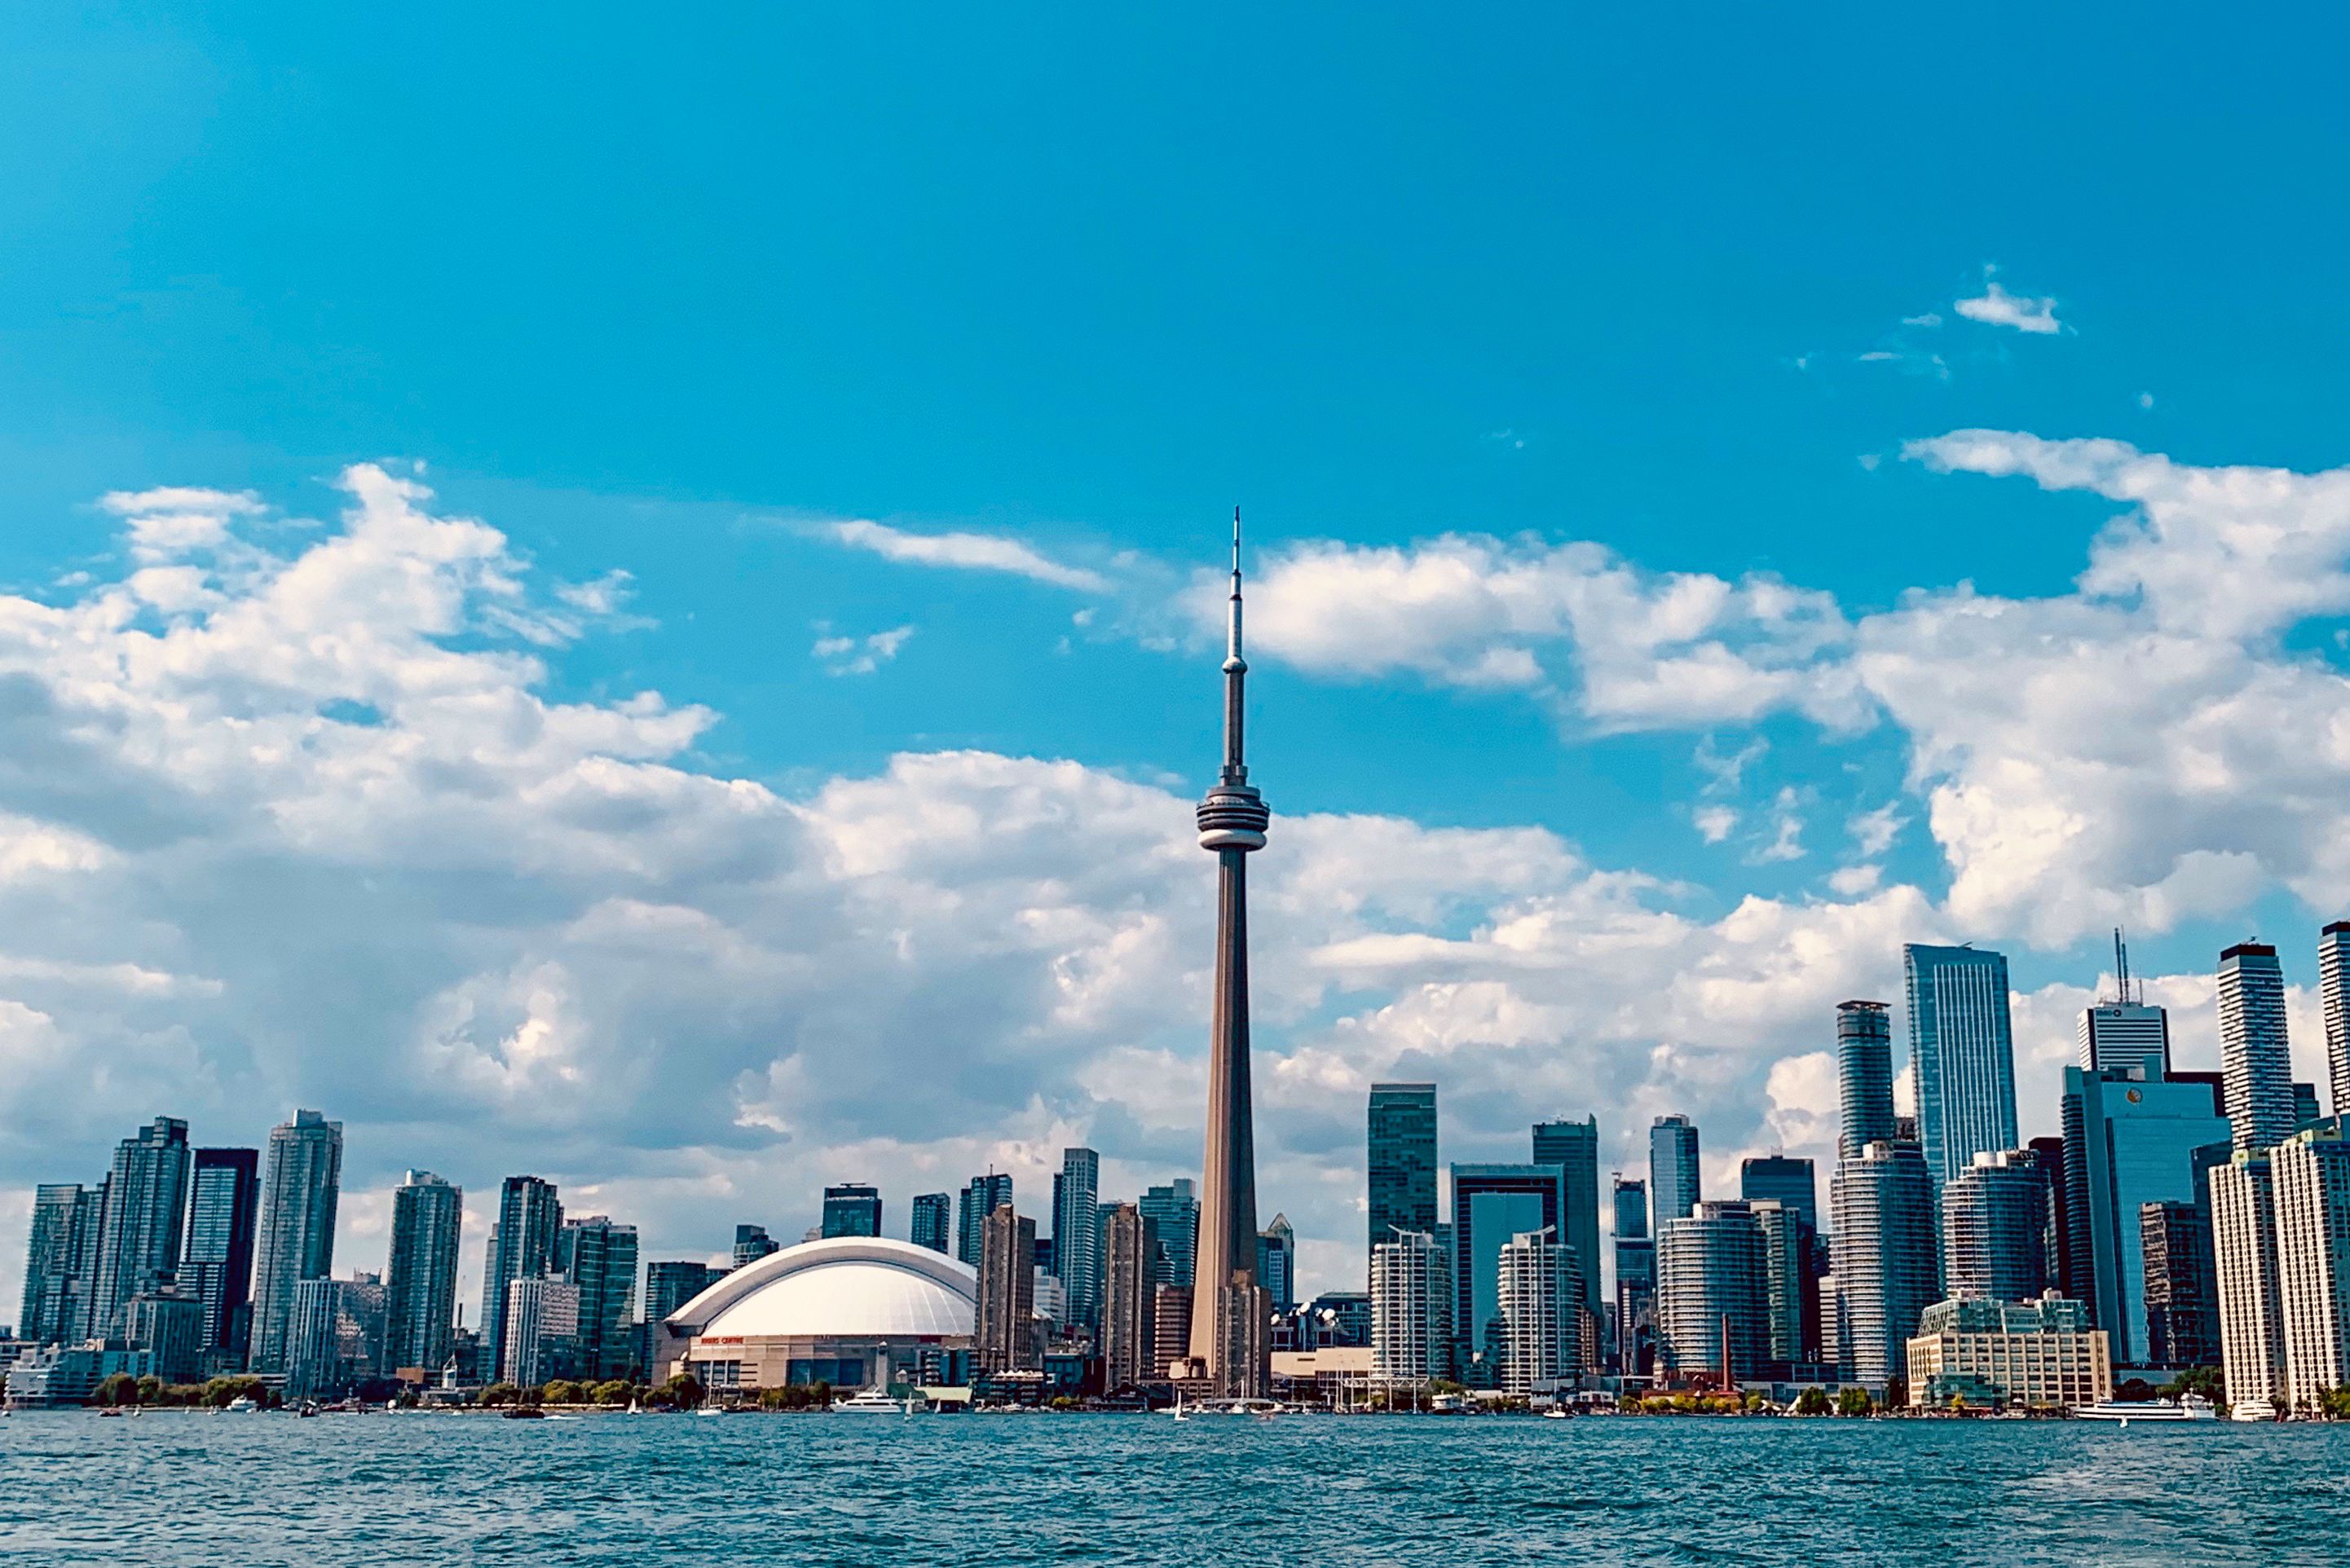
[2218,941,2295,1152]
[1050,1148,1100,1329]
[90,1117,192,1338]
[381,1170,463,1375]
[182,1147,260,1368]
[249,1110,342,1374]
[2320,922,2350,1119]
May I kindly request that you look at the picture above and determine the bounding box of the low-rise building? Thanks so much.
[1904,1293,2111,1411]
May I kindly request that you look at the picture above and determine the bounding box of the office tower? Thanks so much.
[89,1117,192,1337]
[1532,1117,1602,1315]
[502,1275,582,1388]
[558,1215,639,1381]
[1049,1149,1100,1329]
[1101,1203,1158,1390]
[22,1183,99,1346]
[1742,1161,1819,1361]
[1495,1229,1563,1395]
[181,1148,259,1368]
[1370,1229,1444,1388]
[643,1260,719,1326]
[975,1204,1038,1376]
[1752,1200,1810,1367]
[732,1223,779,1268]
[1830,1140,1939,1385]
[284,1278,349,1399]
[1368,1084,1440,1260]
[2294,1081,2322,1130]
[2059,1067,2230,1364]
[2271,1125,2350,1407]
[910,1192,953,1254]
[249,1110,342,1374]
[1256,1214,1296,1315]
[1451,1165,1569,1386]
[381,1171,462,1376]
[1151,1284,1193,1381]
[2141,1200,2220,1368]
[1941,1150,2050,1303]
[1657,1200,1767,1380]
[1187,516,1272,1395]
[1140,1179,1200,1288]
[1836,1001,1897,1158]
[2219,941,2295,1152]
[2077,930,2170,1080]
[956,1176,1012,1269]
[479,1175,562,1384]
[122,1289,204,1384]
[2027,1134,2075,1306]
[1611,1174,1656,1376]
[1648,1117,1701,1225]
[821,1184,883,1240]
[1739,1156,1818,1235]
[2211,1150,2287,1412]
[1905,1295,2112,1411]
[2323,923,2350,1119]
[1905,944,2020,1188]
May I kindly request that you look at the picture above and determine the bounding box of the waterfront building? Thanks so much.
[1049,1149,1100,1328]
[1369,1229,1444,1389]
[502,1275,582,1390]
[1611,1174,1655,1376]
[1496,1229,1562,1396]
[122,1289,203,1385]
[558,1215,639,1381]
[1753,1200,1810,1366]
[1140,1178,1199,1288]
[337,1272,387,1381]
[1905,944,2020,1189]
[1451,1164,1570,1386]
[2271,1125,2350,1409]
[285,1277,350,1398]
[2322,922,2350,1119]
[249,1110,342,1375]
[643,1260,719,1327]
[381,1171,462,1376]
[1256,1213,1295,1314]
[1830,1139,1939,1385]
[1904,1293,2111,1410]
[2059,1066,2229,1364]
[2211,1149,2287,1412]
[183,1148,259,1368]
[20,1183,99,1346]
[1368,1084,1440,1260]
[1942,1149,2050,1303]
[821,1184,883,1240]
[2140,1200,2220,1368]
[1836,1001,1897,1157]
[1648,1116,1701,1225]
[1532,1117,1602,1315]
[976,1204,1038,1376]
[1101,1203,1158,1390]
[478,1175,561,1384]
[955,1176,1012,1269]
[1656,1200,1766,1379]
[733,1223,780,1269]
[909,1192,953,1254]
[90,1117,192,1338]
[2218,941,2295,1152]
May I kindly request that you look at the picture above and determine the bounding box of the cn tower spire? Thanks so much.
[1191,505,1271,1395]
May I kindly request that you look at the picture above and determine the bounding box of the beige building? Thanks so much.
[2269,1126,2350,1411]
[1904,1294,2110,1410]
[2212,1149,2288,1413]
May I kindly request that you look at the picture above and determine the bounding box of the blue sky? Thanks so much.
[5,6,2350,1302]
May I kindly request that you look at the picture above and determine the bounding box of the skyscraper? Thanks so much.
[1496,1229,1563,1395]
[1739,1156,1819,1235]
[1836,1000,1896,1158]
[479,1175,562,1384]
[1657,1200,1767,1380]
[20,1183,99,1346]
[1904,944,2020,1189]
[1140,1178,1199,1288]
[1648,1116,1700,1226]
[821,1184,883,1240]
[956,1175,1012,1269]
[502,1275,582,1390]
[1451,1164,1572,1386]
[1753,1200,1810,1367]
[2322,922,2350,1120]
[2078,930,2170,1080]
[909,1192,953,1254]
[1941,1149,2049,1303]
[382,1171,463,1376]
[2141,1200,2220,1368]
[249,1110,342,1374]
[1050,1148,1100,1329]
[2211,1149,2287,1412]
[2271,1125,2350,1408]
[90,1117,192,1338]
[1188,513,1272,1397]
[2219,941,2295,1153]
[1532,1117,1602,1315]
[558,1214,639,1381]
[1256,1213,1296,1315]
[182,1148,259,1368]
[1830,1139,1939,1386]
[975,1203,1038,1377]
[1611,1174,1655,1376]
[284,1278,351,1399]
[1370,1229,1444,1390]
[732,1223,779,1268]
[1100,1203,1158,1390]
[1367,1083,1440,1260]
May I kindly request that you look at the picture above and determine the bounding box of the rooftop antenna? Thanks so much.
[2114,927,2133,1006]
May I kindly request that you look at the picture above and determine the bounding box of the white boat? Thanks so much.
[692,1406,725,1417]
[2231,1398,2278,1423]
[223,1396,258,1413]
[836,1387,912,1415]
[2074,1394,2218,1422]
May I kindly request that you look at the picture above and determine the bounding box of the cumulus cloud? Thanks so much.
[1954,278,2062,335]
[825,518,1109,592]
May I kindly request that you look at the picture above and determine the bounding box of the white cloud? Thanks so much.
[1954,279,2062,335]
[1693,805,1739,844]
[826,518,1109,592]
[813,624,915,676]
[98,487,265,564]
[1849,802,1905,858]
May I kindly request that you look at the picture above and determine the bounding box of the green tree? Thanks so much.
[2317,1386,2350,1420]
[94,1372,139,1407]
[478,1382,520,1407]
[592,1380,633,1406]
[1793,1388,1831,1416]
[662,1372,704,1409]
[1836,1387,1872,1417]
[542,1379,583,1405]
[2160,1366,2224,1402]
[1882,1375,1909,1411]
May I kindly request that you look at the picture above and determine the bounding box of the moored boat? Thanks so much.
[2073,1394,2218,1422]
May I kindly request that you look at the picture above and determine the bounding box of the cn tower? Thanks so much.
[1188,508,1272,1390]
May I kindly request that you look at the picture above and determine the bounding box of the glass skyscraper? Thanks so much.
[1531,1117,1601,1315]
[249,1109,342,1374]
[90,1117,192,1339]
[1611,1174,1654,1376]
[558,1214,640,1381]
[1940,1148,2049,1303]
[2219,941,2296,1152]
[382,1170,463,1376]
[20,1182,99,1346]
[1139,1178,1199,1289]
[1657,1200,1768,1378]
[1739,1156,1819,1235]
[909,1192,952,1253]
[480,1174,562,1384]
[2321,922,2350,1120]
[1449,1164,1571,1386]
[643,1260,719,1325]
[957,1174,1012,1269]
[182,1147,259,1367]
[1368,1084,1439,1260]
[1904,944,2020,1189]
[1648,1116,1701,1226]
[821,1183,883,1239]
[1050,1148,1100,1328]
[1829,1139,1938,1385]
[1836,1000,1896,1157]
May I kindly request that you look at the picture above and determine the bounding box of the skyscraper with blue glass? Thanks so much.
[1905,944,2020,1189]
[1649,1116,1701,1226]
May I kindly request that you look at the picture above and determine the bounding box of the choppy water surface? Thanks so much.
[3,1410,2344,1565]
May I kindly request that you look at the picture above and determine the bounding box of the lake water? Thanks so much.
[3,1409,2344,1565]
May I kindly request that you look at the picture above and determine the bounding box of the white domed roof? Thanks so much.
[669,1236,977,1339]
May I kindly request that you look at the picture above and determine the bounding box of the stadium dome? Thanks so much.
[667,1236,978,1340]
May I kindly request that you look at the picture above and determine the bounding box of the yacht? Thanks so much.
[223,1396,258,1413]
[2073,1394,2218,1423]
[2230,1398,2278,1424]
[836,1387,912,1416]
